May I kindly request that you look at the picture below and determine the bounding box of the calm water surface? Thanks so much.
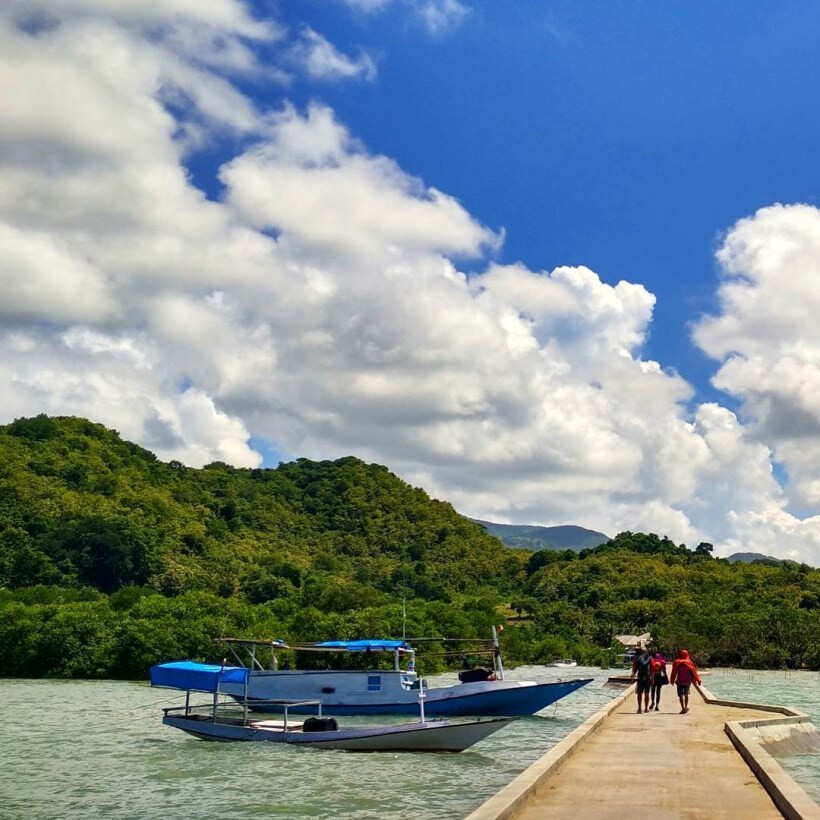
[704,668,820,804]
[6,668,819,818]
[1,666,617,820]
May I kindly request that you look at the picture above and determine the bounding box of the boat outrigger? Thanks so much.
[214,627,592,716]
[149,660,513,752]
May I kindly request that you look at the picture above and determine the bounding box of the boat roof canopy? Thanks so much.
[215,637,411,653]
[308,639,410,652]
[150,660,249,692]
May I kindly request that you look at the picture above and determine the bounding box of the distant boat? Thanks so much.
[547,659,578,668]
[215,628,593,717]
[150,661,513,753]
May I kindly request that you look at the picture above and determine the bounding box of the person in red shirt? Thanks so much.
[669,649,701,714]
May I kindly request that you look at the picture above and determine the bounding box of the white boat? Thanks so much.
[547,659,578,668]
[215,628,592,717]
[150,661,513,752]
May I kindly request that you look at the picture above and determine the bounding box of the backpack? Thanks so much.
[636,654,652,681]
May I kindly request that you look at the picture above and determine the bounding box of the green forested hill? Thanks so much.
[2,415,820,678]
[0,415,518,600]
[0,415,525,678]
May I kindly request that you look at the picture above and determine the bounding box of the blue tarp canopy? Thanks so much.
[150,660,249,692]
[309,639,409,652]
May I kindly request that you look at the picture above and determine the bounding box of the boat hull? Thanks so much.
[163,714,512,752]
[235,677,593,716]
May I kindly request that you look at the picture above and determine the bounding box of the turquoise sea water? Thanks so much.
[0,666,617,820]
[4,668,819,819]
[704,668,820,805]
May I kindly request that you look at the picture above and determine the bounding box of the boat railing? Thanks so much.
[215,636,416,673]
[165,697,324,731]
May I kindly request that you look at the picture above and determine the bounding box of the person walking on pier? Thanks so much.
[631,646,652,713]
[648,652,667,711]
[670,649,701,714]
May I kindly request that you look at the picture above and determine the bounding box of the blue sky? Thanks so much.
[280,1,820,526]
[275,0,820,400]
[3,0,820,562]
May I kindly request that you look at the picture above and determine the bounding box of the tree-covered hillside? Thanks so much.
[522,533,820,670]
[0,415,519,600]
[0,415,525,677]
[2,415,820,678]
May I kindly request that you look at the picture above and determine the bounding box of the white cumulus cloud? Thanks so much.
[1,1,819,565]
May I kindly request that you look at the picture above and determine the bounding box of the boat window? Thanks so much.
[367,675,381,692]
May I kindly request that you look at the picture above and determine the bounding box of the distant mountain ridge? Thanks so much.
[728,552,797,566]
[471,519,609,552]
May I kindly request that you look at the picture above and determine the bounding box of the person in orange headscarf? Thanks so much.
[669,649,701,714]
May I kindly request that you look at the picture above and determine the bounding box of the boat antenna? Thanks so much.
[401,543,408,641]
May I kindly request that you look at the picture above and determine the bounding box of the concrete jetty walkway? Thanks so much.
[468,683,820,820]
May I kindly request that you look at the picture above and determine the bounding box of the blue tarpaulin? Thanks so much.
[150,660,249,692]
[310,639,409,652]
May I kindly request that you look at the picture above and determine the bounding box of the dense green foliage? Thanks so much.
[1,415,820,678]
[521,533,820,670]
[0,415,518,599]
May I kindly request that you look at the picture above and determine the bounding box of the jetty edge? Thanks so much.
[698,681,820,820]
[466,679,820,820]
[464,683,635,820]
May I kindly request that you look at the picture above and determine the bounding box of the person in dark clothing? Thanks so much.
[630,646,652,713]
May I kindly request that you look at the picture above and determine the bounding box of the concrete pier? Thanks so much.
[467,681,820,820]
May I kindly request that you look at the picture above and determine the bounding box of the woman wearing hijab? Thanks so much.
[669,649,701,714]
[648,653,666,711]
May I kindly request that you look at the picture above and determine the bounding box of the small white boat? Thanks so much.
[547,659,578,668]
[150,661,513,753]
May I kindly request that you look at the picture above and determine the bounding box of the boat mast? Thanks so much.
[492,625,505,680]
